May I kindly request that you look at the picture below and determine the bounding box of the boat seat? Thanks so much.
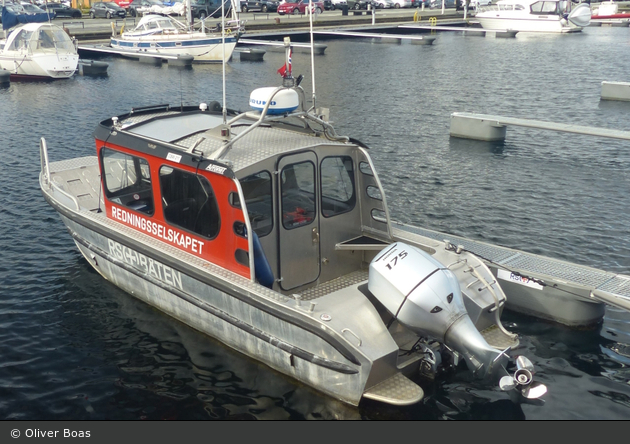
[163,198,198,231]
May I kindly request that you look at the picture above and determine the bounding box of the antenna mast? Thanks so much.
[308,0,316,113]
[221,0,227,124]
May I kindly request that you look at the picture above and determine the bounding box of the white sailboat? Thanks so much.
[109,0,240,63]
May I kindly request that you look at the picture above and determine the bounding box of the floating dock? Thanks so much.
[238,39,327,54]
[78,59,109,76]
[601,81,630,101]
[0,68,10,85]
[399,24,518,37]
[77,44,195,66]
[312,30,436,44]
[450,112,630,141]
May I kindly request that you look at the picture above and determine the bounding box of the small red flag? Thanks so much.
[277,49,292,77]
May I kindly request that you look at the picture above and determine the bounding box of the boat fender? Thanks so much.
[252,230,274,288]
[208,101,222,112]
[249,87,299,115]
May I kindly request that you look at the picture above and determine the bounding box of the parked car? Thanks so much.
[90,2,127,18]
[370,0,394,7]
[191,0,232,19]
[277,0,324,14]
[240,0,280,12]
[127,0,163,16]
[390,0,411,6]
[113,0,132,8]
[20,2,50,14]
[348,0,370,9]
[329,0,347,8]
[39,2,82,18]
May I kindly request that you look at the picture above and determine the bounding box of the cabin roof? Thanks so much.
[117,108,350,173]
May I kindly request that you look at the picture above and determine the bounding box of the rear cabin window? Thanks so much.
[101,147,154,215]
[159,166,220,239]
[236,171,273,237]
[320,156,356,217]
[281,161,316,229]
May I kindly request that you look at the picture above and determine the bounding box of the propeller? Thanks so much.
[499,356,547,401]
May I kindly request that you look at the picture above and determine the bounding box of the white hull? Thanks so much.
[0,53,78,78]
[475,16,581,32]
[110,36,237,62]
[0,22,79,79]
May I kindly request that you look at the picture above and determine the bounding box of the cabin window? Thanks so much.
[101,147,154,215]
[359,161,373,176]
[159,166,220,239]
[38,29,55,49]
[366,185,382,201]
[8,30,32,51]
[320,156,356,218]
[530,1,557,13]
[281,161,316,229]
[234,171,273,237]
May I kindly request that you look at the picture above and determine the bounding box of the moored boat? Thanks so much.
[109,0,240,63]
[592,0,630,19]
[39,31,630,407]
[0,21,78,80]
[39,41,554,406]
[475,0,591,33]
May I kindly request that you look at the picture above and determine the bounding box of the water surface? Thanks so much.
[1,26,630,420]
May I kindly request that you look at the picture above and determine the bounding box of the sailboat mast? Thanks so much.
[185,0,192,32]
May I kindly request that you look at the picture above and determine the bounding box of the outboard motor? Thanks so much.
[368,242,509,379]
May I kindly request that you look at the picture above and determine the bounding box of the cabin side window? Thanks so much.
[234,171,273,238]
[281,161,316,229]
[8,30,32,51]
[530,1,557,13]
[159,166,220,239]
[101,147,154,215]
[320,156,356,218]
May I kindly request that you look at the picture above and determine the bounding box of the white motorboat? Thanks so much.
[0,21,78,79]
[475,0,592,33]
[109,0,239,63]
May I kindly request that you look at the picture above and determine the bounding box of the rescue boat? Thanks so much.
[40,33,630,407]
[38,40,553,405]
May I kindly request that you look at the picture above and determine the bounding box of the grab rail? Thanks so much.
[39,137,81,212]
[40,137,50,185]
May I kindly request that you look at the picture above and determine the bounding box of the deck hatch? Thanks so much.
[126,113,224,143]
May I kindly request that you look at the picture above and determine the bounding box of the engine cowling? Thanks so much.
[368,242,507,378]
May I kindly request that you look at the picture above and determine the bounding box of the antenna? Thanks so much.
[221,0,227,125]
[308,0,316,113]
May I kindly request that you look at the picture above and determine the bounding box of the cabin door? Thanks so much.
[277,152,321,291]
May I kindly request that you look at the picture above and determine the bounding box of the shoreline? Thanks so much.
[62,8,468,42]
